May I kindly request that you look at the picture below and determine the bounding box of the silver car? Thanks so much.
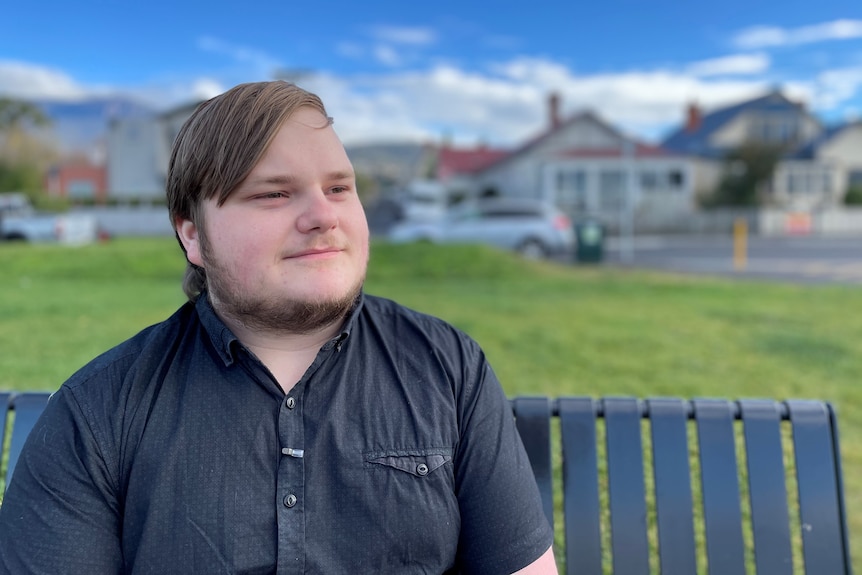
[388,198,575,259]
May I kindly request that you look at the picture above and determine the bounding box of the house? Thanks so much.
[437,94,695,228]
[661,89,861,210]
[106,101,201,200]
[45,158,108,202]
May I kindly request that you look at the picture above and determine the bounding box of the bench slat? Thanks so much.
[559,397,602,575]
[512,397,554,530]
[694,399,746,575]
[648,398,697,575]
[741,400,794,574]
[6,393,50,489]
[787,400,851,574]
[0,393,11,490]
[604,397,650,574]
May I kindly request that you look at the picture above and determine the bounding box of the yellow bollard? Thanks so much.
[733,218,747,271]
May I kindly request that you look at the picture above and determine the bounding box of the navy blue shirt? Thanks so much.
[0,293,552,574]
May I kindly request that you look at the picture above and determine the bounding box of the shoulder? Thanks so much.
[62,301,197,397]
[360,294,480,352]
[356,294,491,400]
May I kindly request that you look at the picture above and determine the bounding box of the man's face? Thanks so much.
[177,107,370,333]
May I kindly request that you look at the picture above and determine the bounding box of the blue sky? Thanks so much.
[2,0,861,146]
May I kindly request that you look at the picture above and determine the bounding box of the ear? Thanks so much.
[175,217,204,267]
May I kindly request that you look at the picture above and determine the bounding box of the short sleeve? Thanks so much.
[453,355,554,574]
[0,388,123,574]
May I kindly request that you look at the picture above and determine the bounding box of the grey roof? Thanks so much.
[790,121,862,159]
[661,90,811,159]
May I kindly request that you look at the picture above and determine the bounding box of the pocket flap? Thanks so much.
[365,450,452,477]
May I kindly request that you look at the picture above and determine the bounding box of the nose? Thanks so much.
[296,190,338,233]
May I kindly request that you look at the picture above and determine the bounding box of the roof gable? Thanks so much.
[475,110,631,172]
[661,89,810,157]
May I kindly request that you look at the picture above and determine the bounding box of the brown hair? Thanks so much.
[166,81,330,301]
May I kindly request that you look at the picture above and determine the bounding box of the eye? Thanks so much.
[329,186,349,194]
[257,191,289,200]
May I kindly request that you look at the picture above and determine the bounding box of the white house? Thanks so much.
[106,101,201,200]
[437,94,696,228]
[662,89,862,210]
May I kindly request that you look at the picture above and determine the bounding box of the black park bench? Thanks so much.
[513,396,853,574]
[0,393,853,574]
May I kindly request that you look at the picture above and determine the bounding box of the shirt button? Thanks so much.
[283,493,297,508]
[416,463,429,476]
[286,397,296,409]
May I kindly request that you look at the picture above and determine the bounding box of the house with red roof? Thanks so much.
[433,94,695,230]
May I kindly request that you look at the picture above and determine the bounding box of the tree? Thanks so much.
[0,97,49,131]
[0,97,58,197]
[844,185,862,206]
[704,142,785,207]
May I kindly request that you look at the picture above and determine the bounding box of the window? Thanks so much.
[748,114,800,144]
[68,180,96,199]
[599,170,624,210]
[640,171,658,191]
[668,170,685,189]
[557,169,588,210]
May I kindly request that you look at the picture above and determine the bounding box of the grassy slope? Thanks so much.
[2,237,861,570]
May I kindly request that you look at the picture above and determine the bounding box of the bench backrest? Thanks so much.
[0,393,51,489]
[0,393,851,574]
[513,396,852,575]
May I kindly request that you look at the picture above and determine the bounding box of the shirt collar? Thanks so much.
[195,291,366,366]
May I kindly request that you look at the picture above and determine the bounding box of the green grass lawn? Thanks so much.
[2,236,861,571]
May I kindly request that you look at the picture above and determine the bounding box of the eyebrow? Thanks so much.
[244,170,355,187]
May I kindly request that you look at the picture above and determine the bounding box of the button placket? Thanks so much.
[277,389,305,572]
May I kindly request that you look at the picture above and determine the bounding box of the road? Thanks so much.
[596,234,862,285]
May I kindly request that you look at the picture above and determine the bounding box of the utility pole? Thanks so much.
[619,140,636,264]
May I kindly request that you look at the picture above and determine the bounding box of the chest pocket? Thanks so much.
[364,448,452,477]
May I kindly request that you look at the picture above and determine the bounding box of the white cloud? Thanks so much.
[809,66,862,110]
[368,25,437,46]
[0,60,91,100]
[189,78,225,101]
[733,19,862,49]
[306,58,787,146]
[196,36,283,76]
[374,45,402,67]
[685,53,771,77]
[4,48,859,148]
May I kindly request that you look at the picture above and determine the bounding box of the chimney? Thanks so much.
[548,92,561,130]
[686,102,702,133]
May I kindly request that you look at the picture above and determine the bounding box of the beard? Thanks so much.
[201,241,364,336]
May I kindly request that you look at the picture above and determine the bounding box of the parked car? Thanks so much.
[388,198,575,259]
[0,193,98,244]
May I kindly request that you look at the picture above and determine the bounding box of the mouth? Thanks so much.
[286,247,343,260]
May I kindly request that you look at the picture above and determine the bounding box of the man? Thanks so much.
[0,81,556,574]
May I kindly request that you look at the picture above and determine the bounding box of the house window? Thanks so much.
[668,169,685,189]
[748,114,800,144]
[599,170,624,210]
[557,169,588,210]
[67,180,96,199]
[640,170,658,191]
